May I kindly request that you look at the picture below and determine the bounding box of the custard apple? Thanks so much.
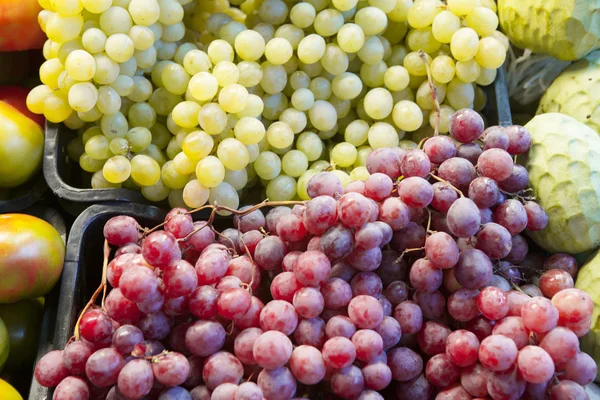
[525,113,600,254]
[537,50,600,133]
[498,0,600,61]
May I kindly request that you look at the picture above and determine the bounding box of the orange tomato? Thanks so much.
[0,0,46,51]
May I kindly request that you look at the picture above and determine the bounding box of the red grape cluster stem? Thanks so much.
[73,240,111,342]
[429,173,464,197]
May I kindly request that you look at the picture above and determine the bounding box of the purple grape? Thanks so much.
[447,198,481,238]
[456,143,483,165]
[450,109,484,143]
[438,157,477,191]
[454,249,493,289]
[468,177,499,209]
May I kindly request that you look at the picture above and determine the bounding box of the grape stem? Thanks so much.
[395,246,426,264]
[418,49,441,137]
[72,240,110,342]
[428,173,464,197]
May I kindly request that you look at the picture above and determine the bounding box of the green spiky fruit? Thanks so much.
[498,0,600,61]
[537,51,600,133]
[524,113,600,254]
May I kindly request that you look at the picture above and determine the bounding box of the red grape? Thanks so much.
[294,317,327,348]
[524,201,549,231]
[322,336,356,369]
[517,345,554,384]
[233,207,266,233]
[362,362,392,391]
[446,329,480,367]
[289,345,326,385]
[293,287,325,318]
[450,108,484,143]
[447,198,481,238]
[185,320,226,356]
[494,199,528,235]
[438,157,477,191]
[460,363,492,397]
[401,149,431,178]
[456,142,482,165]
[85,348,124,388]
[477,286,509,320]
[365,173,393,201]
[479,334,518,372]
[331,365,365,399]
[425,353,461,387]
[53,376,90,400]
[551,288,594,325]
[394,374,432,399]
[354,223,383,250]
[254,236,287,271]
[425,232,460,269]
[448,288,480,322]
[483,126,509,150]
[398,177,434,208]
[320,223,355,260]
[348,295,384,329]
[303,195,338,235]
[492,316,529,349]
[104,216,140,246]
[276,214,308,242]
[539,269,574,298]
[454,249,493,289]
[468,177,499,208]
[539,327,579,365]
[560,352,598,386]
[423,135,457,164]
[257,367,297,400]
[550,380,588,400]
[543,254,578,277]
[521,296,559,333]
[307,172,343,198]
[234,296,264,330]
[504,125,531,155]
[202,351,243,390]
[259,300,298,335]
[387,347,423,382]
[487,365,526,400]
[431,182,459,213]
[35,350,69,387]
[366,147,402,179]
[294,250,331,287]
[112,325,144,355]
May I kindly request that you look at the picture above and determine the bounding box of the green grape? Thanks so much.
[110,137,130,155]
[330,96,351,119]
[161,160,188,189]
[149,87,181,116]
[403,51,429,76]
[217,138,250,171]
[183,49,211,75]
[465,6,498,36]
[91,170,122,188]
[431,10,461,43]
[198,103,227,135]
[279,108,307,134]
[297,34,326,64]
[290,2,316,28]
[384,66,410,92]
[237,61,263,88]
[475,67,497,86]
[182,179,210,208]
[262,92,288,120]
[213,61,240,86]
[364,88,393,120]
[125,127,152,152]
[474,37,506,70]
[455,59,481,83]
[308,100,337,131]
[46,14,84,44]
[172,101,201,128]
[236,94,264,118]
[344,120,369,146]
[260,62,287,95]
[96,85,122,115]
[332,72,363,101]
[450,27,479,62]
[275,24,305,51]
[266,175,296,201]
[234,30,265,62]
[291,88,315,111]
[431,55,456,84]
[103,155,131,183]
[406,28,441,54]
[360,60,387,87]
[168,189,188,210]
[447,0,476,15]
[264,37,293,65]
[67,82,98,113]
[128,102,156,128]
[42,91,72,123]
[161,63,190,95]
[85,135,112,160]
[149,124,171,150]
[128,76,153,102]
[81,126,102,145]
[398,140,419,150]
[254,151,281,180]
[281,150,308,178]
[140,144,167,166]
[337,23,365,53]
[392,100,423,132]
[350,166,370,181]
[266,121,294,149]
[382,21,408,46]
[224,168,248,191]
[80,153,105,172]
[166,137,182,160]
[247,143,260,162]
[331,142,358,167]
[188,72,218,101]
[234,117,265,145]
[130,154,161,186]
[447,77,475,109]
[355,6,387,36]
[173,152,197,175]
[195,155,225,188]
[311,160,330,171]
[368,122,399,149]
[219,83,248,113]
[296,131,323,161]
[141,178,170,201]
[209,182,239,216]
[308,77,332,101]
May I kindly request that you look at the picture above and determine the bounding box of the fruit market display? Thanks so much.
[31,115,600,400]
[26,0,510,210]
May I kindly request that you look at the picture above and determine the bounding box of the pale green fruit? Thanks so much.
[498,0,600,61]
[524,113,600,254]
[537,50,600,133]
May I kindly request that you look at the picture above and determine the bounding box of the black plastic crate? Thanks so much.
[0,172,48,214]
[43,66,513,210]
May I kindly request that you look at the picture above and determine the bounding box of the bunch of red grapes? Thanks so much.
[34,109,597,400]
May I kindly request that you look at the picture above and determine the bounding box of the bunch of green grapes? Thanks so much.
[27,0,509,212]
